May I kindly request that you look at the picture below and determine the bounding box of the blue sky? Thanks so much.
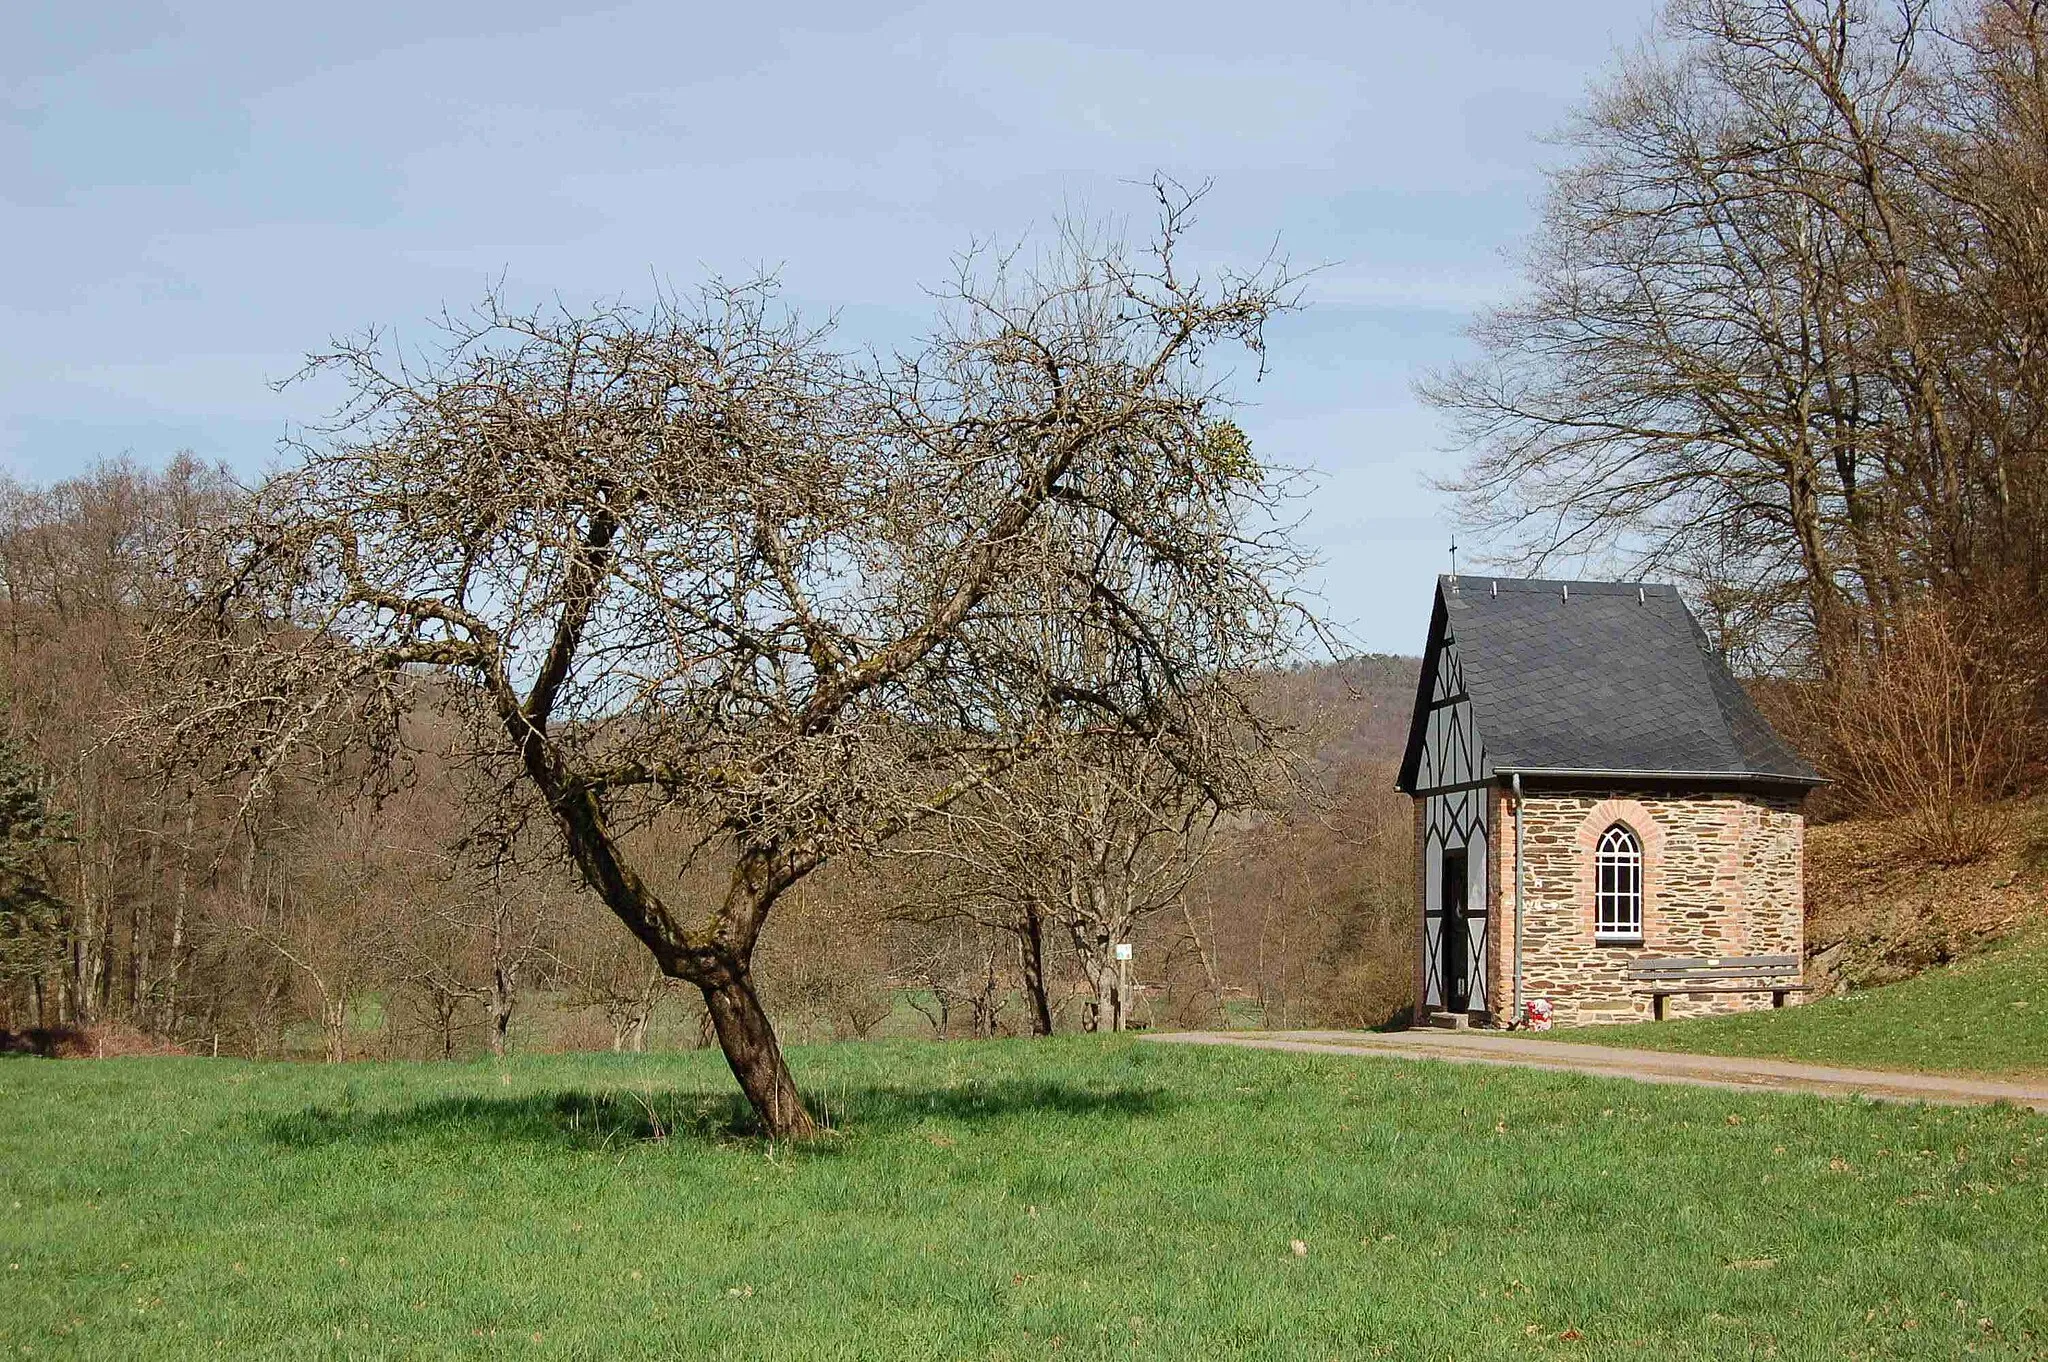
[3,0,1658,652]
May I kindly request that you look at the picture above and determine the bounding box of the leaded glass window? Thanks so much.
[1594,823,1643,941]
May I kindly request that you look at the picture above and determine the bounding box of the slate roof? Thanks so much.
[1395,576,1823,792]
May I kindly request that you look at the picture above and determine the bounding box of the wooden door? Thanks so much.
[1441,848,1469,1012]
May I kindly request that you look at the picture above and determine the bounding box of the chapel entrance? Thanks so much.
[1441,847,1469,1012]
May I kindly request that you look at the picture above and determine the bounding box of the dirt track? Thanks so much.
[1145,1028,2048,1113]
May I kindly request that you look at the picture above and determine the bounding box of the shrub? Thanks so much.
[1824,604,2032,863]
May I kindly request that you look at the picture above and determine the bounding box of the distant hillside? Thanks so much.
[1259,654,1420,770]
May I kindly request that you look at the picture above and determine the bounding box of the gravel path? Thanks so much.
[1145,1028,2048,1113]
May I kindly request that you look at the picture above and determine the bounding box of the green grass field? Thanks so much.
[1554,933,2048,1078]
[3,1039,2044,1360]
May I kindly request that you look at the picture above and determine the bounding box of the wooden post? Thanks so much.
[1114,942,1132,1033]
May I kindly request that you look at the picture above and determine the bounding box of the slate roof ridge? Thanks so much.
[1439,573,1677,598]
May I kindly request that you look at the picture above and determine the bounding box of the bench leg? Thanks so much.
[1652,992,1667,1022]
[1772,989,1787,1009]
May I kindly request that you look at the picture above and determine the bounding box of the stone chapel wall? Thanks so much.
[1483,786,1805,1025]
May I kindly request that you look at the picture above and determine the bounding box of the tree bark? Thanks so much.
[70,841,97,1029]
[160,853,186,1036]
[322,992,347,1064]
[626,968,659,1052]
[1071,877,1128,1033]
[487,965,515,1057]
[131,828,160,1023]
[1017,903,1054,1037]
[699,960,814,1139]
[1075,937,1125,1032]
[431,991,459,1059]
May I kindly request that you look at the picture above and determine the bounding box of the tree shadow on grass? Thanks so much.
[259,1078,1174,1153]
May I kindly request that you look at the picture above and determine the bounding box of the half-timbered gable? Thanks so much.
[1403,594,1490,1014]
[1396,576,1823,1028]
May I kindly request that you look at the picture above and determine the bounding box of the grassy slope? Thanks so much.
[2,1040,2044,1361]
[1554,932,2048,1077]
[1803,795,2048,992]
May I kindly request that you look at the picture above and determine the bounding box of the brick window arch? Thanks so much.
[1594,823,1644,942]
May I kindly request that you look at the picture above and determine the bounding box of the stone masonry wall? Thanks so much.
[1481,786,1805,1026]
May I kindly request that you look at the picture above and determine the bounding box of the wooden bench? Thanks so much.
[1625,955,1807,1020]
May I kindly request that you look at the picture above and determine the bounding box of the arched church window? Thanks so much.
[1594,823,1643,942]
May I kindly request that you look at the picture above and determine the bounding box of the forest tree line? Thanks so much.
[0,454,1419,1059]
[1427,0,2048,855]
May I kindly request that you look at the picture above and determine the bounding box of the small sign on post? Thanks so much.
[1113,943,1134,1032]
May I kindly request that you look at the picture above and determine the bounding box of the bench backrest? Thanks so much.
[1624,954,1800,979]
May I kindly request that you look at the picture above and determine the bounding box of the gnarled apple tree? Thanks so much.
[152,188,1313,1137]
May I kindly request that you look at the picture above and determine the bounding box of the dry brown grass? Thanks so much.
[1805,793,2048,992]
[0,1023,190,1059]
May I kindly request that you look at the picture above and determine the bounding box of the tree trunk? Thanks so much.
[487,966,515,1058]
[1090,958,1124,1033]
[1784,444,1854,676]
[1176,892,1221,1012]
[132,817,165,1025]
[700,961,815,1139]
[527,764,812,1132]
[433,992,459,1059]
[625,969,659,1053]
[1017,903,1054,1037]
[159,855,186,1034]
[1071,878,1127,1033]
[322,993,347,1064]
[1074,940,1125,1033]
[70,851,97,1029]
[970,943,1004,1037]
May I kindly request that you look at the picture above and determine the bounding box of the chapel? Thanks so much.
[1394,576,1824,1027]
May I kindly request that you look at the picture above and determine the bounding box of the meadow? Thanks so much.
[2,1035,2044,1360]
[1553,932,2048,1078]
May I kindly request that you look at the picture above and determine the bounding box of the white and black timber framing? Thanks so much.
[1413,608,1488,1016]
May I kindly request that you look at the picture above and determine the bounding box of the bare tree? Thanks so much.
[1421,0,2048,835]
[899,916,1013,1039]
[390,844,563,1058]
[145,185,1313,1136]
[1815,601,2031,861]
[907,740,1244,1033]
[1420,0,1931,669]
[754,872,897,1042]
[0,457,243,1032]
[888,852,1062,1037]
[562,933,668,1053]
[889,413,1315,1034]
[228,808,400,1063]
[1199,754,1415,1030]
